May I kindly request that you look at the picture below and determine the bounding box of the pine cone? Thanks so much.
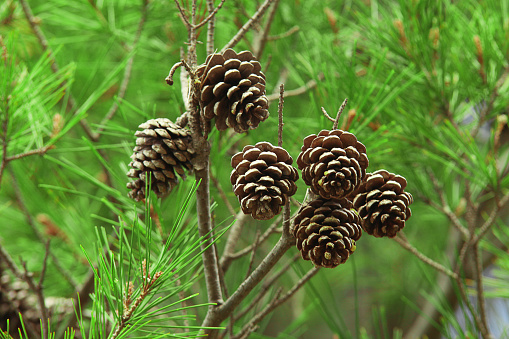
[352,169,413,238]
[230,142,299,220]
[196,49,269,133]
[1,265,76,338]
[127,118,194,201]
[1,265,39,337]
[293,197,362,268]
[297,129,369,200]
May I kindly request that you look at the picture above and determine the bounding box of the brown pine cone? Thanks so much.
[297,129,369,199]
[293,197,361,268]
[352,169,413,238]
[127,118,194,201]
[1,265,76,338]
[0,264,39,337]
[196,49,269,133]
[230,142,299,220]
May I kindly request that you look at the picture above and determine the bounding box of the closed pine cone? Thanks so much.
[293,197,362,268]
[352,169,413,238]
[297,129,369,199]
[127,118,194,201]
[230,142,299,220]
[196,49,269,133]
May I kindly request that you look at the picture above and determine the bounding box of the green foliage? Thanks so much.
[1,0,509,338]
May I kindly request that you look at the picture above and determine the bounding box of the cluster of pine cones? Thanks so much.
[126,49,413,269]
[127,49,269,201]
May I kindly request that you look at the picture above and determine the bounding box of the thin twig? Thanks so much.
[472,191,509,243]
[229,215,281,260]
[244,230,261,281]
[222,0,274,52]
[277,83,284,147]
[427,171,469,238]
[6,146,53,162]
[454,267,489,339]
[473,243,490,337]
[471,67,509,138]
[253,0,280,57]
[219,212,249,272]
[166,61,184,85]
[321,107,335,123]
[233,267,320,339]
[267,25,300,41]
[267,75,323,102]
[0,242,25,284]
[37,240,51,290]
[234,253,300,321]
[332,98,348,130]
[202,234,294,337]
[210,170,236,216]
[393,233,457,279]
[95,0,149,139]
[9,169,79,289]
[21,260,48,339]
[174,0,192,28]
[195,0,226,29]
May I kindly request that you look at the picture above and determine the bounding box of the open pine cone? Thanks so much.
[352,169,413,238]
[297,129,369,199]
[293,197,362,268]
[230,142,299,220]
[127,118,194,201]
[196,49,269,133]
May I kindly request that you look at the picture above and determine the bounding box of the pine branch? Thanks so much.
[233,253,299,322]
[222,0,274,52]
[473,243,490,338]
[195,163,224,306]
[111,266,163,339]
[472,190,509,243]
[393,233,457,279]
[219,212,248,273]
[195,0,226,29]
[267,25,300,41]
[233,267,320,339]
[210,169,236,216]
[206,0,216,55]
[9,169,79,289]
[228,215,281,262]
[266,74,323,102]
[201,233,294,338]
[253,0,280,57]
